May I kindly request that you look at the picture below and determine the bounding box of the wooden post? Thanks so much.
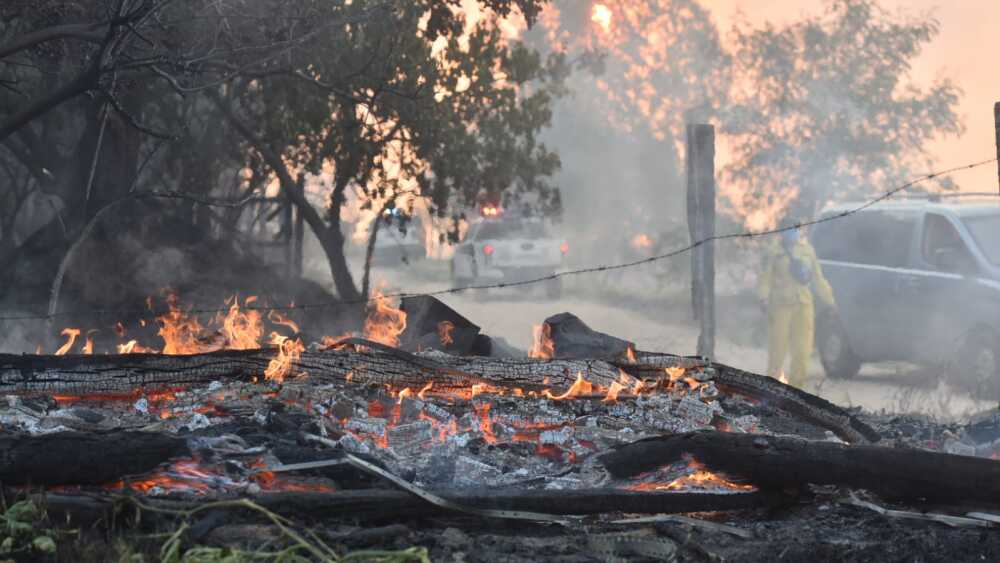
[994,102,1000,195]
[686,124,716,359]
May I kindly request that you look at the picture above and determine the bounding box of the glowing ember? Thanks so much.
[364,286,407,347]
[55,328,80,355]
[438,320,455,347]
[107,459,217,495]
[591,3,612,33]
[529,323,555,359]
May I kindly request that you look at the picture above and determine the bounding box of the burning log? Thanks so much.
[0,348,625,397]
[600,431,1000,505]
[0,431,187,486]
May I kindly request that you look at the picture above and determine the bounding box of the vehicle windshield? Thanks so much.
[476,220,546,240]
[962,214,1000,266]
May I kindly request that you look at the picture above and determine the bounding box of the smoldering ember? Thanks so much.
[4,1,1000,562]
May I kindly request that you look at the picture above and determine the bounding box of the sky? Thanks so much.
[707,0,1000,191]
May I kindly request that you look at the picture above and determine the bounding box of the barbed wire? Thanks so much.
[0,157,995,322]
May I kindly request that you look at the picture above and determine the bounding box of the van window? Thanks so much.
[963,214,1000,266]
[922,213,976,273]
[811,210,915,267]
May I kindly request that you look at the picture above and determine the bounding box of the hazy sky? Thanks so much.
[708,0,1000,190]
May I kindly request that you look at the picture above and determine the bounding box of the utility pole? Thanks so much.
[994,102,1000,195]
[686,123,716,359]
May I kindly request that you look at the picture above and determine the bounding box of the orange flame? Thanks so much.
[364,286,407,347]
[264,332,304,383]
[55,328,80,355]
[438,320,455,347]
[157,293,210,354]
[529,323,555,359]
[628,459,755,493]
[544,372,594,400]
[216,295,263,350]
[82,330,97,355]
[417,382,433,400]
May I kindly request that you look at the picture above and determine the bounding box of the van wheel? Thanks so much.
[952,330,1000,399]
[816,313,861,380]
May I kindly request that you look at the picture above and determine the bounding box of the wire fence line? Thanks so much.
[0,157,996,323]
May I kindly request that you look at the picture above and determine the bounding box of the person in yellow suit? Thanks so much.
[757,218,836,388]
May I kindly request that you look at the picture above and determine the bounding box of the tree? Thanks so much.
[0,0,563,312]
[723,0,963,228]
[210,0,565,301]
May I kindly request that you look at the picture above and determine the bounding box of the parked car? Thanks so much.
[451,215,568,298]
[809,195,1000,396]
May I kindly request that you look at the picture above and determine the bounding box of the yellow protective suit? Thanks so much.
[757,237,836,388]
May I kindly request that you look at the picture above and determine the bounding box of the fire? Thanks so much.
[217,295,263,350]
[82,330,96,355]
[107,459,216,495]
[263,332,304,384]
[591,3,612,33]
[624,345,637,363]
[529,323,555,359]
[473,401,497,444]
[544,372,594,400]
[157,292,211,354]
[417,382,433,400]
[603,380,626,403]
[665,367,686,383]
[364,286,407,347]
[397,387,413,404]
[630,233,653,250]
[267,309,300,334]
[628,459,755,493]
[438,320,455,347]
[117,339,155,354]
[55,328,80,355]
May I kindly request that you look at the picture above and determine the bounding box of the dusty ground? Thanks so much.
[361,257,995,422]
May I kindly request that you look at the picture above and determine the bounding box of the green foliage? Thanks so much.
[723,0,963,217]
[0,499,58,559]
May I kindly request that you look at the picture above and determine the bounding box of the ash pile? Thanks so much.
[1,296,1000,562]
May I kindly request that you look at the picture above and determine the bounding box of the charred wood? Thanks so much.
[542,312,634,362]
[0,431,188,486]
[0,349,624,396]
[600,431,1000,505]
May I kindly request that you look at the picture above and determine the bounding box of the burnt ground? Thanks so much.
[45,498,1000,562]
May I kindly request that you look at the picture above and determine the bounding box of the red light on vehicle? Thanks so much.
[483,244,495,255]
[559,242,569,254]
